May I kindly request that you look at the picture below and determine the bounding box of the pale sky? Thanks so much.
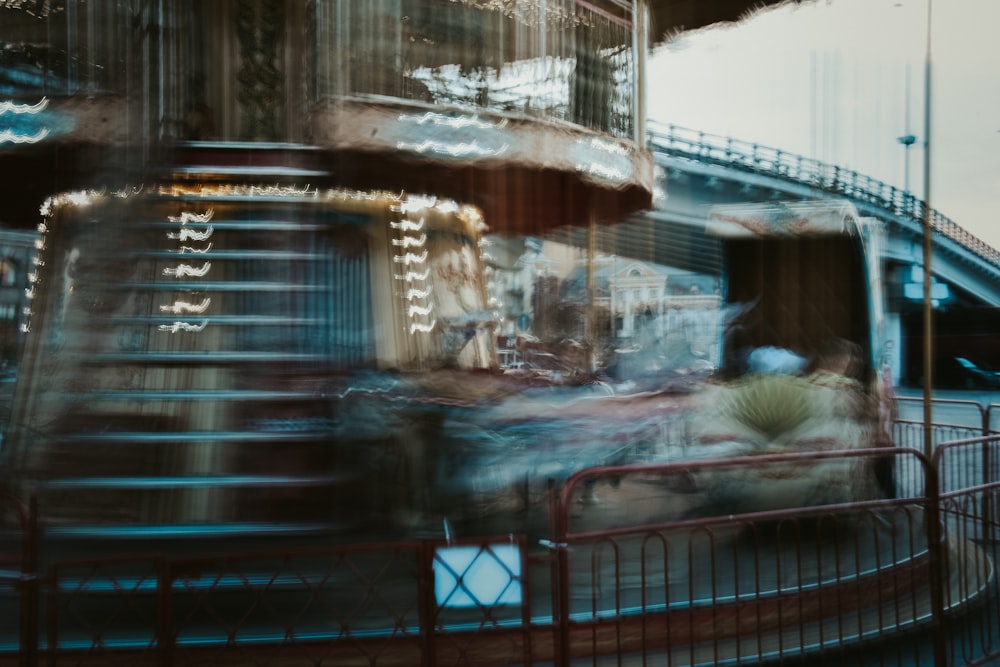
[647,0,1000,250]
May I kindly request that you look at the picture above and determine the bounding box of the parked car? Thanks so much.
[952,357,1000,389]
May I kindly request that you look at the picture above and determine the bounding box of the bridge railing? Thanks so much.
[647,122,1000,269]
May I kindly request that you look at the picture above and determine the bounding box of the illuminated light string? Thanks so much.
[162,262,211,278]
[0,129,48,144]
[22,212,51,335]
[149,185,486,236]
[39,190,105,217]
[31,187,492,340]
[158,320,209,333]
[160,298,211,315]
[113,186,144,199]
[408,304,434,318]
[167,226,214,242]
[162,209,213,332]
[390,211,434,337]
[0,2,58,17]
[0,97,49,144]
[578,161,629,181]
[396,139,509,158]
[587,136,633,158]
[393,250,428,266]
[410,320,437,334]
[443,0,595,29]
[390,197,438,214]
[398,111,508,131]
[175,243,213,254]
[394,268,430,282]
[0,97,49,115]
[390,217,426,232]
[40,187,485,223]
[406,286,432,300]
[168,209,214,224]
[247,184,313,196]
[392,233,426,249]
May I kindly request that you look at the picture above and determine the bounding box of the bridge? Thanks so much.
[634,121,1000,385]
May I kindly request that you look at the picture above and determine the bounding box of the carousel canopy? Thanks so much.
[648,0,810,43]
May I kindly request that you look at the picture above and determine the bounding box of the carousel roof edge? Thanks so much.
[648,0,813,45]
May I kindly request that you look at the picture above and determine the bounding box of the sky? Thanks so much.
[646,0,1000,251]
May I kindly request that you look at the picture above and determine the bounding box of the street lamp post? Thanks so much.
[899,61,917,197]
[920,0,933,462]
[898,133,916,195]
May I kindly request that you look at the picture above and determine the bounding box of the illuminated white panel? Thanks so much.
[433,545,522,608]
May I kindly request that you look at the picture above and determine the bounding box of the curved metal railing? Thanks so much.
[647,121,1000,269]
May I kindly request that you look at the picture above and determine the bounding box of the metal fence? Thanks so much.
[2,421,1000,666]
[934,436,1000,665]
[0,493,36,667]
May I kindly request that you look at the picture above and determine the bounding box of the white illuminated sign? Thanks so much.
[433,544,522,608]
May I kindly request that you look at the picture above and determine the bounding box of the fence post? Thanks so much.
[984,438,997,546]
[546,479,571,667]
[924,454,949,666]
[19,496,38,667]
[157,559,173,667]
[418,541,437,667]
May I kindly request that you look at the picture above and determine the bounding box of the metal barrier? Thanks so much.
[0,492,35,667]
[933,436,1000,666]
[550,449,959,666]
[987,404,1000,434]
[4,418,1000,666]
[39,536,544,667]
[895,397,991,439]
[894,420,984,451]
